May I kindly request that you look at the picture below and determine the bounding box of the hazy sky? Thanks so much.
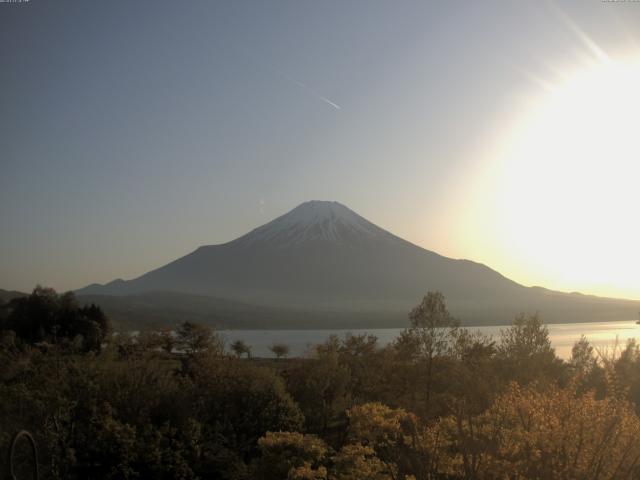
[2,1,640,299]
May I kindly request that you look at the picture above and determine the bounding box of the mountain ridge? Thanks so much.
[76,200,640,327]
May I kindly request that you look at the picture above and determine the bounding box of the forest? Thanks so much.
[2,287,640,479]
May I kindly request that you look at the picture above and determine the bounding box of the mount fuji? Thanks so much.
[77,201,640,328]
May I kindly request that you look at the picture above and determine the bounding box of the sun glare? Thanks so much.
[480,57,640,299]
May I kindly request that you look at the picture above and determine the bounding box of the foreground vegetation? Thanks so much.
[3,288,640,479]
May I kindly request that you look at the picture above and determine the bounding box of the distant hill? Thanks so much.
[0,288,27,305]
[77,200,640,328]
[77,291,406,331]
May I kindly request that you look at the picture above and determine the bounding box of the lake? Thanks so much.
[219,320,640,359]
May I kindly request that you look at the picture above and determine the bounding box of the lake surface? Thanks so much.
[219,320,640,360]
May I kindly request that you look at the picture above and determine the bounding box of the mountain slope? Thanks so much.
[77,201,640,326]
[77,291,404,331]
[0,288,28,305]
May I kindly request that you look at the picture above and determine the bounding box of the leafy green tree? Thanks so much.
[448,329,498,409]
[1,286,110,352]
[175,321,223,356]
[347,402,447,480]
[611,339,640,411]
[337,334,383,406]
[570,335,597,374]
[497,312,562,385]
[405,291,459,414]
[329,444,391,480]
[183,355,304,473]
[568,336,606,397]
[253,431,328,480]
[285,340,350,436]
[456,383,640,479]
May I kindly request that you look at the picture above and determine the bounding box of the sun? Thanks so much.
[475,56,640,299]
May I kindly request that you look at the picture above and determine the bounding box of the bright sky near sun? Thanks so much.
[1,1,639,300]
[463,55,640,300]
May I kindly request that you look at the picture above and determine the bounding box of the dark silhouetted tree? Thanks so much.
[1,286,110,352]
[231,339,252,358]
[175,321,222,356]
[269,343,290,359]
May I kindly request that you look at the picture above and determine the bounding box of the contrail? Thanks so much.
[515,67,557,93]
[273,68,341,110]
[547,0,610,63]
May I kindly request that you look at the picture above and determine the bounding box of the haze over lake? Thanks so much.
[220,320,640,360]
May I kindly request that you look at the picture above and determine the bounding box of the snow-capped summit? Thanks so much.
[234,200,396,247]
[274,201,364,226]
[76,200,640,327]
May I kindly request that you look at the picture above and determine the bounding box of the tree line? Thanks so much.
[2,287,640,479]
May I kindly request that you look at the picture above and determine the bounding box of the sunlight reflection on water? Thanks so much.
[219,321,640,360]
